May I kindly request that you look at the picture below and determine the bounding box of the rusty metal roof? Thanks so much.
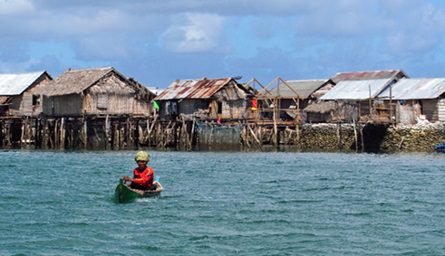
[321,78,394,100]
[155,78,235,100]
[379,78,445,100]
[0,71,48,95]
[331,70,407,84]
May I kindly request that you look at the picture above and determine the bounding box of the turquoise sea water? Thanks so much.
[0,150,444,255]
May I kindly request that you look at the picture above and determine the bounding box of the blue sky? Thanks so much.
[2,0,445,87]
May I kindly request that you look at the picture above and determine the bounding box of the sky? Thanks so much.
[2,0,445,88]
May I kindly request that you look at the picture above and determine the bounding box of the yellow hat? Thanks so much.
[135,151,150,162]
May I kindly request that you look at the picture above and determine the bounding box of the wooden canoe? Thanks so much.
[115,179,163,203]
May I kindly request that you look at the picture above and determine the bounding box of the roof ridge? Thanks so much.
[0,70,45,76]
[334,69,401,75]
[65,66,114,73]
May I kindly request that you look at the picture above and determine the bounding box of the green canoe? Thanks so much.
[115,179,163,203]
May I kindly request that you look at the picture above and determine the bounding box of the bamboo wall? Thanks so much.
[422,99,439,122]
[438,99,445,122]
[42,94,83,116]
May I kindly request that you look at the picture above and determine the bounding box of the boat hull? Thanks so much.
[435,142,445,153]
[115,179,163,203]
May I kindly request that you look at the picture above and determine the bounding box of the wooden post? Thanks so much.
[353,117,359,152]
[360,124,365,152]
[105,115,110,150]
[389,83,393,123]
[120,125,125,149]
[4,121,11,148]
[60,117,65,149]
[83,117,88,149]
[138,122,144,146]
[336,122,343,151]
[34,118,39,148]
[93,125,101,149]
[126,117,131,149]
[368,84,372,118]
[150,115,157,145]
[273,98,278,147]
[42,119,48,149]
[248,124,263,151]
[296,124,301,146]
[113,123,119,150]
[20,119,25,148]
[54,118,59,148]
[0,120,3,148]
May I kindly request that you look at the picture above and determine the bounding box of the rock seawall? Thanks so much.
[380,123,445,152]
[293,123,445,153]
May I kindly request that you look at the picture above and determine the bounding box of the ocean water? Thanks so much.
[0,150,444,255]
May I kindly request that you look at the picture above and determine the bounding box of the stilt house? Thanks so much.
[35,67,155,117]
[316,70,408,123]
[378,78,445,124]
[255,78,335,124]
[0,71,52,117]
[154,77,252,121]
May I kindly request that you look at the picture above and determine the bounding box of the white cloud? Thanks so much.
[162,13,225,53]
[0,0,33,15]
[385,3,445,55]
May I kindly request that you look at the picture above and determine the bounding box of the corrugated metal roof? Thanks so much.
[321,78,393,100]
[379,78,445,100]
[331,70,406,83]
[0,71,46,95]
[155,78,234,100]
[260,80,330,99]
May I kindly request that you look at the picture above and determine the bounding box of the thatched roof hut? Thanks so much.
[35,67,155,117]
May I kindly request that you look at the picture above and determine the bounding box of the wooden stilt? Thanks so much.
[114,123,119,150]
[248,124,263,151]
[60,117,65,149]
[353,118,359,152]
[20,119,25,148]
[189,118,196,150]
[105,115,110,150]
[83,117,88,149]
[42,119,49,149]
[296,124,301,146]
[54,118,59,148]
[273,99,278,147]
[336,122,343,151]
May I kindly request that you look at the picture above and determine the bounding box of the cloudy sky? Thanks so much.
[2,0,445,87]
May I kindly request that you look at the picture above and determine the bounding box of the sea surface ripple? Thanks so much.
[0,150,444,255]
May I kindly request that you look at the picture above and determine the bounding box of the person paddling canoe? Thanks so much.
[122,151,155,190]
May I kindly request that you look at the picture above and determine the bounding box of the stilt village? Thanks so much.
[1,67,445,152]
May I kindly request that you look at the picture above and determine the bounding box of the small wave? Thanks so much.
[345,211,372,217]
[277,199,324,204]
[158,195,184,200]
[142,245,161,252]
[301,185,346,192]
[242,218,292,225]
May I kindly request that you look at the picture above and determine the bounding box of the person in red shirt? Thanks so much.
[123,151,155,190]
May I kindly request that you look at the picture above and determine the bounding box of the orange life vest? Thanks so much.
[132,167,154,189]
